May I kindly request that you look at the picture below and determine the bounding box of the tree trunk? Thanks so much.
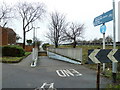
[55,41,58,48]
[23,31,26,49]
[73,40,76,48]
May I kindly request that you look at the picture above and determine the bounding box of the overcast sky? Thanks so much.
[1,0,120,43]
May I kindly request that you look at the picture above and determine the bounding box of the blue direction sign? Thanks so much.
[100,24,106,33]
[93,9,113,26]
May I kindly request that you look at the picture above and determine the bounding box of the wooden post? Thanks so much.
[97,63,100,90]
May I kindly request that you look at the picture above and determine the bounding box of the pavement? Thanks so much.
[2,53,112,89]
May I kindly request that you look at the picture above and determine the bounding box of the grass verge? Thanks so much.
[0,52,31,63]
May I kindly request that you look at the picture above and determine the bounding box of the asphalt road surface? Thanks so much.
[2,54,111,89]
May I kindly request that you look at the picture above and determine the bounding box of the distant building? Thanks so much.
[0,27,16,46]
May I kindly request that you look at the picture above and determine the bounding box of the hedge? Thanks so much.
[2,45,25,57]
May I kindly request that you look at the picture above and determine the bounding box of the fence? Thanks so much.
[48,48,82,62]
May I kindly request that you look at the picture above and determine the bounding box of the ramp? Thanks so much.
[38,51,47,56]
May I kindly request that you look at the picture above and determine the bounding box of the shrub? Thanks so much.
[42,43,49,50]
[2,45,25,57]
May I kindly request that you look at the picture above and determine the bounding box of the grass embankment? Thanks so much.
[0,52,31,63]
[59,45,120,88]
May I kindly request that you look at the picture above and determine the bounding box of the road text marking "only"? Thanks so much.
[56,69,82,77]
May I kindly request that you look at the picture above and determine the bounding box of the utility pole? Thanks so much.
[33,27,35,60]
[112,0,117,83]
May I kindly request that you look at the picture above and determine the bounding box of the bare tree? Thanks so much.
[105,35,113,44]
[62,22,84,48]
[16,2,46,49]
[46,12,68,48]
[0,2,13,27]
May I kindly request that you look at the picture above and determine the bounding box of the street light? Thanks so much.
[112,0,117,83]
[32,27,40,61]
[33,27,40,48]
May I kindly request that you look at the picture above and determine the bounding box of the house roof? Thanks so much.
[0,27,16,35]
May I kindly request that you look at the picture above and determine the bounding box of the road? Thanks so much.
[2,54,111,89]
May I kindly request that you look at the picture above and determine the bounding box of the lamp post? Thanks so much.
[112,0,117,83]
[33,27,40,61]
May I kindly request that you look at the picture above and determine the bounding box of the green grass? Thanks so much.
[0,52,31,63]
[0,57,23,62]
[107,83,120,89]
[25,52,31,56]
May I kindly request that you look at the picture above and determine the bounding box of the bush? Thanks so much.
[2,45,25,57]
[42,43,49,50]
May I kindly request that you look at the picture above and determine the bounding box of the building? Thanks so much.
[0,27,16,46]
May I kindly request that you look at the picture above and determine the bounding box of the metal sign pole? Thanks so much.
[96,63,100,90]
[100,22,106,74]
[103,32,105,74]
[112,0,117,83]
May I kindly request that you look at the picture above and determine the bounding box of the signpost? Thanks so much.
[93,9,113,26]
[100,24,106,73]
[93,1,118,85]
[88,49,120,89]
[100,24,106,34]
[93,9,113,75]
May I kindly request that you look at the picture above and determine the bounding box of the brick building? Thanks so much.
[0,27,16,46]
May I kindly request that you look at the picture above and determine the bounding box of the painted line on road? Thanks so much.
[56,69,82,77]
[35,82,56,90]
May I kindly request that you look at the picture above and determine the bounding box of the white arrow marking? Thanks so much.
[107,49,118,62]
[89,49,101,63]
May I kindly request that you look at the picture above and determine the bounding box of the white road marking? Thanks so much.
[69,69,82,76]
[56,69,82,77]
[63,69,74,77]
[56,70,66,77]
[41,82,54,88]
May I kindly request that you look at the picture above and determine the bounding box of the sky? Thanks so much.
[1,0,120,43]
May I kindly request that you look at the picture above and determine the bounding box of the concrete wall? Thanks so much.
[48,48,82,62]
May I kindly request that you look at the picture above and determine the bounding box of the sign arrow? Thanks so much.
[88,49,101,64]
[107,49,118,62]
[88,49,120,64]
